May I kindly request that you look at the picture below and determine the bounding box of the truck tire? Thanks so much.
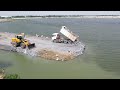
[53,39,57,43]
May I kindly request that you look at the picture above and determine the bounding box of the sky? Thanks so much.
[0,11,120,16]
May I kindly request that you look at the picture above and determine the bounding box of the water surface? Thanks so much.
[0,18,120,79]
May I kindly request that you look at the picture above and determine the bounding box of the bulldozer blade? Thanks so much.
[27,43,35,49]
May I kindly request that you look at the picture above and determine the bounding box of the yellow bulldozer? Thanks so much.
[11,33,35,49]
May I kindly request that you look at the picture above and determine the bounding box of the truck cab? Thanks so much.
[52,33,61,43]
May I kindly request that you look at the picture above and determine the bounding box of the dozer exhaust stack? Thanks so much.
[27,43,35,49]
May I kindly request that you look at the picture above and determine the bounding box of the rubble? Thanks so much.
[0,32,85,61]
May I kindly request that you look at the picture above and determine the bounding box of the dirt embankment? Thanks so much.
[0,32,85,61]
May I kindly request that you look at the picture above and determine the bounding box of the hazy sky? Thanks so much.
[0,11,120,16]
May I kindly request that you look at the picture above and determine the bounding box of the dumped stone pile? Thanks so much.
[0,32,85,61]
[38,49,74,61]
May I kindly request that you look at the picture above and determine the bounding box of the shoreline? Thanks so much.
[0,15,120,22]
[12,16,120,19]
[0,19,14,22]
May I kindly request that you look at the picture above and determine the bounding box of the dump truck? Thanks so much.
[52,26,79,44]
[11,33,35,49]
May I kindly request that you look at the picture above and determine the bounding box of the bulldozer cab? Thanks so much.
[15,35,24,40]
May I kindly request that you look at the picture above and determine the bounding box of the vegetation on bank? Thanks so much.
[4,74,20,79]
[0,69,20,79]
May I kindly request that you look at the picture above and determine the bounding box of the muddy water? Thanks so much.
[0,18,120,79]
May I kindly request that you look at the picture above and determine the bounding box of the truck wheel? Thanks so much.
[53,39,57,43]
[20,43,26,49]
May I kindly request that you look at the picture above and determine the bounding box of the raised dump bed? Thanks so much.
[60,26,79,42]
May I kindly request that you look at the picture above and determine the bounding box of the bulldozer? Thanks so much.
[11,33,35,49]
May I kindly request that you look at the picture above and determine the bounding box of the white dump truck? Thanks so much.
[52,26,79,44]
